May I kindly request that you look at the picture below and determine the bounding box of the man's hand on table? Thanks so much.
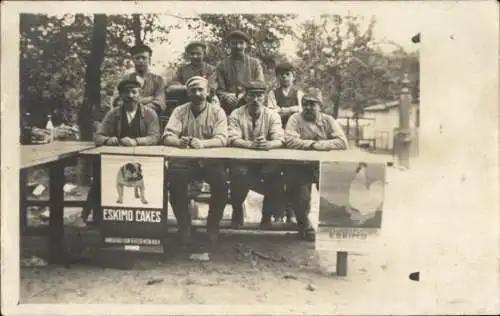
[120,137,138,147]
[251,136,271,151]
[311,142,331,151]
[189,137,204,149]
[105,137,120,146]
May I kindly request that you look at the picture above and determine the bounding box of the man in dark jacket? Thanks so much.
[215,30,265,115]
[81,78,160,224]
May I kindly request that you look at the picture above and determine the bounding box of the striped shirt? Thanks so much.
[162,101,228,146]
[285,112,348,150]
[228,105,284,145]
[216,54,264,94]
[175,62,217,87]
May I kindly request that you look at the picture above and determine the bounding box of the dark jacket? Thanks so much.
[95,104,160,146]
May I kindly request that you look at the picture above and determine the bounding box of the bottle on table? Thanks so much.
[46,114,54,142]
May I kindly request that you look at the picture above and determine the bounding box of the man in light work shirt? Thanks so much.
[285,87,349,241]
[216,30,265,115]
[162,76,228,243]
[228,81,285,229]
[114,44,166,116]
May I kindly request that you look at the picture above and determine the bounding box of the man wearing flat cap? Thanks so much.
[284,87,349,241]
[82,78,160,224]
[215,30,265,115]
[96,78,160,146]
[113,43,166,116]
[162,76,229,243]
[228,81,285,228]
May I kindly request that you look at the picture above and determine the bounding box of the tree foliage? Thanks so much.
[295,14,419,118]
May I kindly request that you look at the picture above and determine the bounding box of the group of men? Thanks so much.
[90,30,349,244]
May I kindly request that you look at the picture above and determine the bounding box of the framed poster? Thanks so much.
[316,161,386,251]
[100,154,167,251]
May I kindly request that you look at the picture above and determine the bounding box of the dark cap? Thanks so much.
[302,87,324,104]
[117,79,142,93]
[185,41,207,52]
[275,61,295,74]
[226,30,250,42]
[129,43,153,56]
[245,81,267,92]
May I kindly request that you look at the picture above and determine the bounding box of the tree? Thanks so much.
[296,14,380,118]
[78,14,108,142]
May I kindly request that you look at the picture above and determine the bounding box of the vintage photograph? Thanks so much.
[16,4,421,308]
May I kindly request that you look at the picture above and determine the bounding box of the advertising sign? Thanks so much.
[316,161,386,251]
[100,154,167,251]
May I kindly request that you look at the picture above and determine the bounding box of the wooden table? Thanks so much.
[20,141,96,264]
[79,146,392,164]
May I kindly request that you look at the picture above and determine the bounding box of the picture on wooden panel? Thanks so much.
[319,161,386,228]
[101,155,164,209]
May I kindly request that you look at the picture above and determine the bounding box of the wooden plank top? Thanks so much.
[21,141,96,169]
[79,145,392,164]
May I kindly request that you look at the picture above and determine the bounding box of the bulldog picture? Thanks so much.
[116,162,148,205]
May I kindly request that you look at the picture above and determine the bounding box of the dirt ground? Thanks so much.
[18,163,492,313]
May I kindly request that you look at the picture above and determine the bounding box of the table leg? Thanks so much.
[49,161,65,264]
[92,156,101,225]
[20,169,28,234]
[336,251,348,276]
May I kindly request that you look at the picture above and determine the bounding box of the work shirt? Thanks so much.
[216,54,264,94]
[285,112,348,150]
[162,101,228,146]
[228,105,284,145]
[175,62,217,87]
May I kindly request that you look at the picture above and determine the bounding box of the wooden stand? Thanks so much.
[336,251,348,276]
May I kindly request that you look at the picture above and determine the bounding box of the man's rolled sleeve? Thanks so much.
[228,112,243,145]
[284,114,315,149]
[266,90,279,110]
[162,107,183,141]
[268,111,284,142]
[212,107,229,146]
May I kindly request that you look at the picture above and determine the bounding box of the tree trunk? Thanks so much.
[332,71,342,119]
[79,14,107,141]
[132,14,143,45]
[77,14,108,185]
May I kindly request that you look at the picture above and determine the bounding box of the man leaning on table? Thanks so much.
[95,78,160,146]
[81,78,160,224]
[162,76,229,243]
[228,81,285,229]
[284,87,349,242]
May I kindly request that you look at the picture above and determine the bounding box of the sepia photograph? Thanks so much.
[2,1,499,315]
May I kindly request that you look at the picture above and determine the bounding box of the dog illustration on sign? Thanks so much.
[116,162,148,205]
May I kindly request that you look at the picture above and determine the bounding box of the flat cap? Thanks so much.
[245,80,267,92]
[302,87,324,104]
[185,41,207,52]
[275,61,295,74]
[226,30,250,42]
[117,79,142,92]
[129,43,153,56]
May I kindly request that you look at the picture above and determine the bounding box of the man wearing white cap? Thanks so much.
[162,76,229,243]
[285,87,349,241]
